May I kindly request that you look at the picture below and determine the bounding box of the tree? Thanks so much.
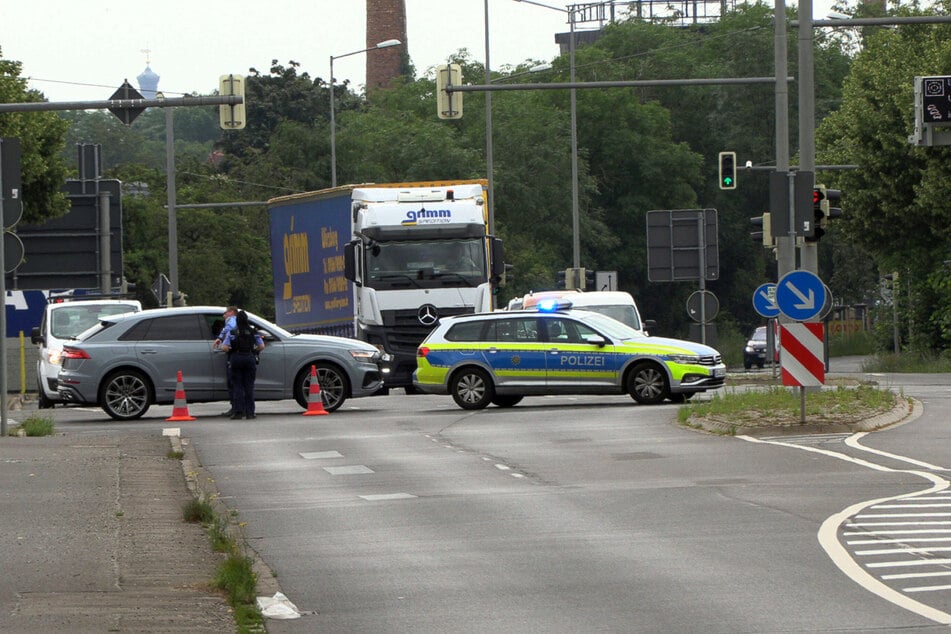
[817,6,951,351]
[0,50,70,224]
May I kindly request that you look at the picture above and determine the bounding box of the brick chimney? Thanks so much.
[366,0,407,91]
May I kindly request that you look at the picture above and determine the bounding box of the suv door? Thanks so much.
[129,314,222,402]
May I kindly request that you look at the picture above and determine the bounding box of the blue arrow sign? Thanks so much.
[776,270,826,321]
[752,283,779,318]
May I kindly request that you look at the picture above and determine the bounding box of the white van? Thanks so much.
[30,297,141,408]
[513,290,653,332]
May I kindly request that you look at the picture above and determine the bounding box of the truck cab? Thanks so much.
[344,183,504,389]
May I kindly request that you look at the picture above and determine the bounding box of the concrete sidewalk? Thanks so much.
[0,431,237,632]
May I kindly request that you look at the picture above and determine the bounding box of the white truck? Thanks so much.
[268,180,505,391]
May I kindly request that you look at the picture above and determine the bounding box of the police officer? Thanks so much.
[221,310,264,419]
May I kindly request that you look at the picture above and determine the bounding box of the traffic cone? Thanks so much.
[166,370,196,421]
[302,365,329,416]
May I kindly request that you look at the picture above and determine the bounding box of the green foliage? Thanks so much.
[13,414,54,436]
[214,554,258,606]
[0,50,71,224]
[817,6,951,353]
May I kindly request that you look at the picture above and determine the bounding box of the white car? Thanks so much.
[30,297,142,408]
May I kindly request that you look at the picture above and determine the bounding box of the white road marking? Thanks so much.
[739,433,951,625]
[300,451,343,460]
[323,465,374,475]
[359,493,417,501]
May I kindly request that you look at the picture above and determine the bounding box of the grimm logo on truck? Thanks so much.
[401,208,452,225]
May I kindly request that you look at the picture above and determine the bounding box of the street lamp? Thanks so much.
[329,38,401,187]
[512,0,580,268]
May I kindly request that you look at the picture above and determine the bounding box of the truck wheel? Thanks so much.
[295,363,349,413]
[100,370,152,420]
[450,367,494,410]
[491,395,523,408]
[627,362,669,405]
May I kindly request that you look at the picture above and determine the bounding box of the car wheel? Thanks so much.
[450,367,494,410]
[757,362,765,369]
[295,363,350,413]
[667,392,695,403]
[627,362,669,405]
[491,395,523,408]
[100,370,152,420]
[743,360,752,370]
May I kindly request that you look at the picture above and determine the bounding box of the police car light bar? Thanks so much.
[536,298,574,312]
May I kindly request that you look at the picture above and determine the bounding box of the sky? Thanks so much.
[2,0,837,104]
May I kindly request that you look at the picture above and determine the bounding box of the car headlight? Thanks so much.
[744,344,754,353]
[349,349,381,362]
[667,354,701,365]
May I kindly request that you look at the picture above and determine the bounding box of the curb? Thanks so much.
[165,430,283,598]
[688,394,921,437]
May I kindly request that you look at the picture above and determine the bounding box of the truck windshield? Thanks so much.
[366,239,486,289]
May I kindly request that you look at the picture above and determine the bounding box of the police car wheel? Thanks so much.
[628,362,669,405]
[491,395,523,408]
[450,367,494,410]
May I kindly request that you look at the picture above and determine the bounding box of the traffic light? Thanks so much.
[502,263,514,286]
[807,185,842,242]
[556,269,567,289]
[436,64,463,120]
[750,213,772,247]
[218,74,246,130]
[583,268,595,290]
[807,186,826,242]
[718,151,737,190]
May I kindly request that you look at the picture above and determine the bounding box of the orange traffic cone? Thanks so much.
[302,365,329,416]
[166,370,196,421]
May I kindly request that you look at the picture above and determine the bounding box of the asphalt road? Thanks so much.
[39,363,951,633]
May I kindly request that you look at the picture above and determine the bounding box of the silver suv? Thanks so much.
[31,297,142,408]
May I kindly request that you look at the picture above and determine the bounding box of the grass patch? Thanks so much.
[863,351,951,373]
[214,555,258,606]
[679,384,899,428]
[167,449,184,460]
[180,493,264,630]
[12,414,55,436]
[182,498,215,524]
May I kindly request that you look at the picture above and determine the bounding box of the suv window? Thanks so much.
[50,304,137,339]
[123,314,207,341]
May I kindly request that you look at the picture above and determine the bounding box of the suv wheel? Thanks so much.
[450,367,494,410]
[627,362,669,405]
[100,370,152,420]
[295,363,349,413]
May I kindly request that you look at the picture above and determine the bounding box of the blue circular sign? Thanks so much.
[752,283,779,318]
[776,270,826,321]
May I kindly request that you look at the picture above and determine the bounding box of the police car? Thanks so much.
[413,299,726,410]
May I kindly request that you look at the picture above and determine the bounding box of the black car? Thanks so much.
[743,326,769,369]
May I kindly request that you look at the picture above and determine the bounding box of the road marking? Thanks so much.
[323,465,374,475]
[359,493,417,501]
[300,450,343,460]
[739,433,951,625]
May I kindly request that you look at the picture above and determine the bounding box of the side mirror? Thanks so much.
[584,334,606,348]
[642,319,657,334]
[30,326,43,346]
